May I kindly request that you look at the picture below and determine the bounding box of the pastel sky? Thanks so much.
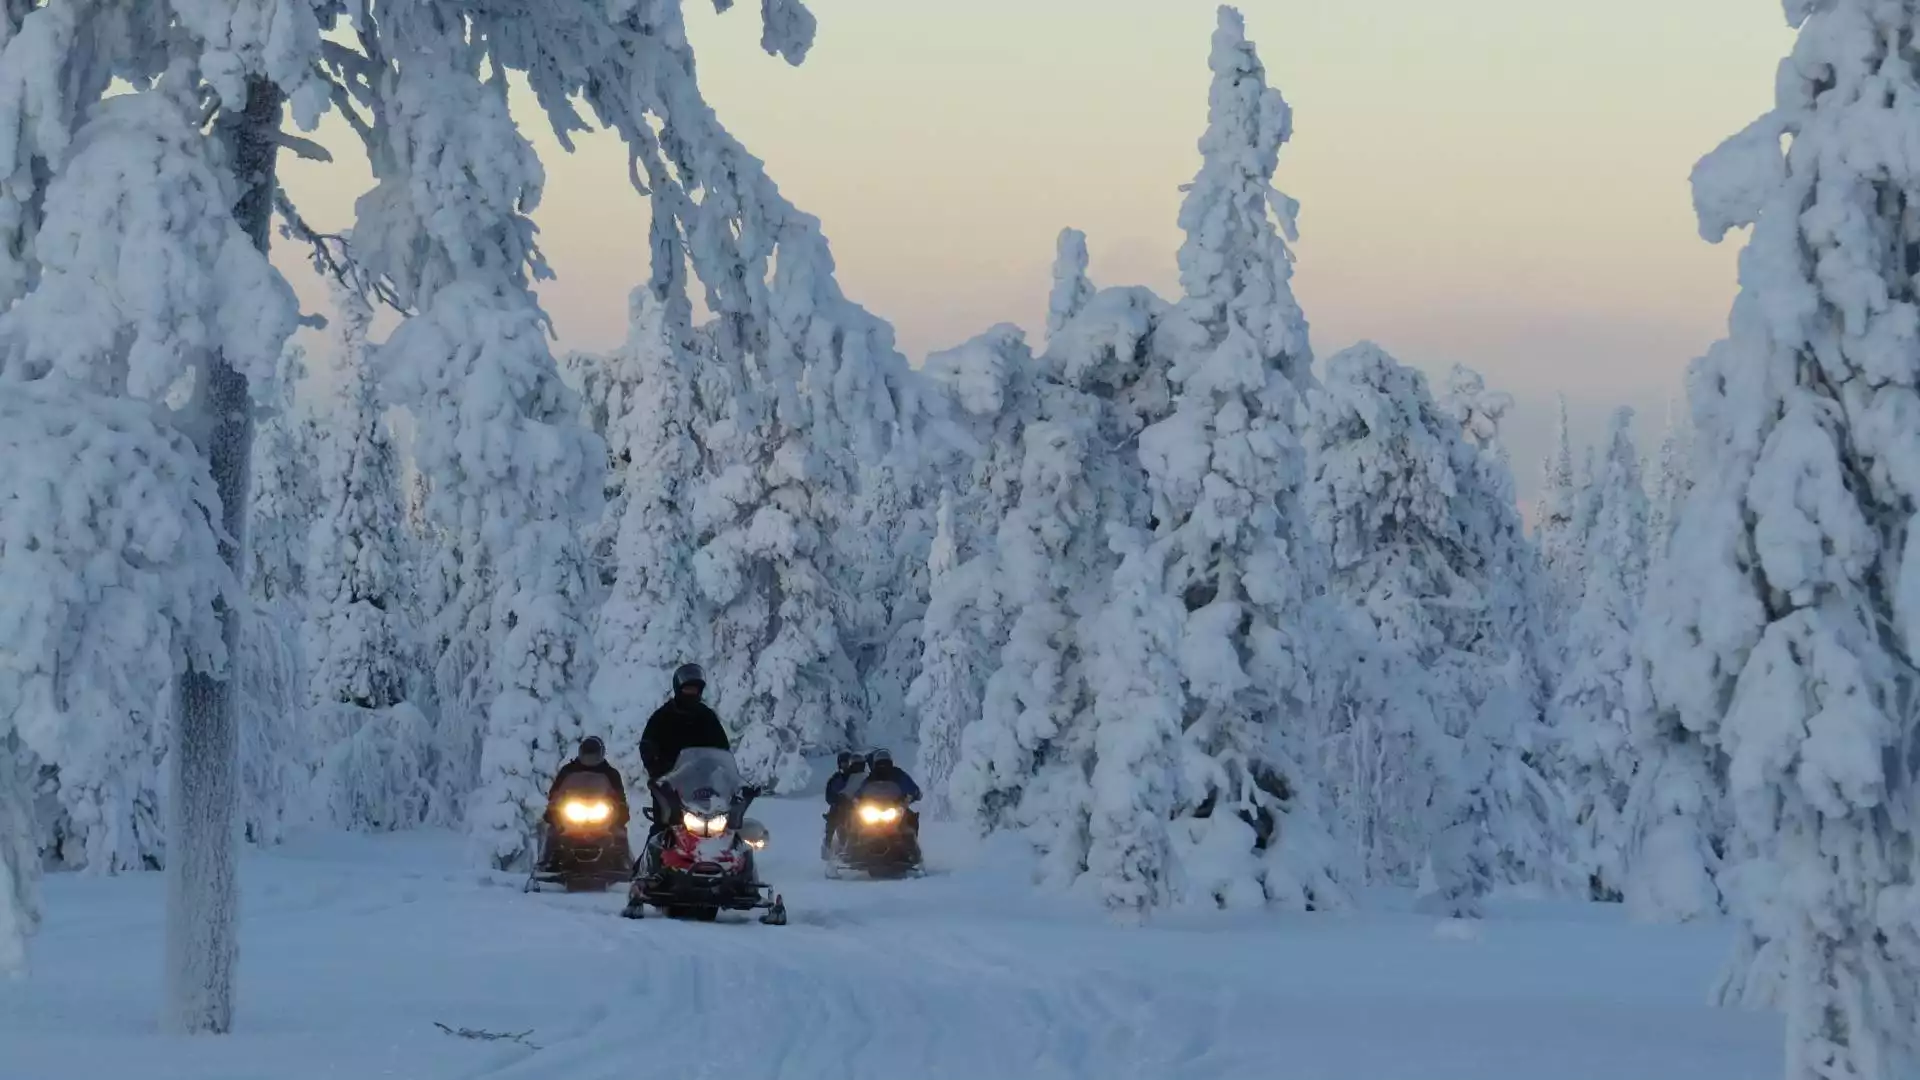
[276,0,1797,497]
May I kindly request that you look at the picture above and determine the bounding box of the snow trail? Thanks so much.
[0,797,1778,1080]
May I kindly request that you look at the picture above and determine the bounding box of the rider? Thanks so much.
[639,663,731,844]
[859,748,922,804]
[539,736,628,870]
[821,750,868,859]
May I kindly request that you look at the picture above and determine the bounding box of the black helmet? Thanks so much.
[867,747,893,769]
[836,750,858,772]
[578,736,605,765]
[672,663,706,695]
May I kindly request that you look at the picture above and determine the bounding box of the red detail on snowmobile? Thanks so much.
[659,829,746,873]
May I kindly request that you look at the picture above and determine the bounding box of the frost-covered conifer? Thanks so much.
[1046,227,1095,340]
[1645,401,1691,560]
[356,21,604,868]
[1550,407,1647,902]
[1134,6,1342,911]
[907,491,984,819]
[951,381,1107,886]
[590,288,703,783]
[1535,396,1584,645]
[1083,526,1189,914]
[1637,4,1920,1072]
[0,70,303,1026]
[308,279,430,831]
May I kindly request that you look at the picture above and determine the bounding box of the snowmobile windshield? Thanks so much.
[855,780,906,804]
[553,771,615,801]
[662,748,742,816]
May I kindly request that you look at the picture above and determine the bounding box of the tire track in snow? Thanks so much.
[457,881,1220,1080]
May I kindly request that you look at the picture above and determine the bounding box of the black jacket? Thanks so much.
[546,759,629,819]
[640,698,731,779]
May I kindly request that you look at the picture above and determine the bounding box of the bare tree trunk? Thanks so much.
[163,74,283,1037]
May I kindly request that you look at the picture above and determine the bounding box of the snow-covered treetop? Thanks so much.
[1306,341,1460,573]
[1046,227,1094,339]
[1044,284,1173,431]
[0,84,297,404]
[1441,364,1513,457]
[924,322,1028,420]
[1169,4,1309,382]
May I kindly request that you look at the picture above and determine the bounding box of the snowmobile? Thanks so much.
[526,771,633,893]
[620,748,787,924]
[827,779,924,879]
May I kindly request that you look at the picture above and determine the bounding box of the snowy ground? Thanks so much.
[1,797,1779,1080]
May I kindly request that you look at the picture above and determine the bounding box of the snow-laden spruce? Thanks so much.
[356,20,604,868]
[1083,526,1191,915]
[906,491,981,818]
[1132,6,1343,911]
[1535,395,1585,650]
[588,288,704,783]
[248,345,322,607]
[1645,400,1691,561]
[912,324,1046,815]
[1549,407,1647,902]
[238,342,316,846]
[0,86,291,881]
[1639,3,1920,1074]
[0,77,302,1028]
[1046,228,1095,340]
[950,355,1111,887]
[1306,343,1558,913]
[1306,344,1471,895]
[307,279,430,832]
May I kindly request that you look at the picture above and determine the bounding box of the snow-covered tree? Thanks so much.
[240,345,317,848]
[1305,343,1488,905]
[367,30,604,869]
[1550,406,1648,902]
[837,453,936,750]
[1046,227,1094,340]
[688,353,859,792]
[1645,400,1691,561]
[0,67,303,1027]
[907,491,985,818]
[923,324,1045,560]
[1638,4,1920,1073]
[248,345,321,606]
[1535,395,1584,644]
[1133,6,1343,911]
[1441,364,1514,461]
[589,288,704,783]
[950,378,1108,886]
[1446,394,1560,900]
[307,279,430,832]
[1083,526,1190,915]
[1308,342,1558,914]
[562,345,632,593]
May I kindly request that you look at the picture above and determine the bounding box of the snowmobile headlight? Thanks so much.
[682,812,728,837]
[745,836,767,850]
[857,803,901,825]
[563,800,611,824]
